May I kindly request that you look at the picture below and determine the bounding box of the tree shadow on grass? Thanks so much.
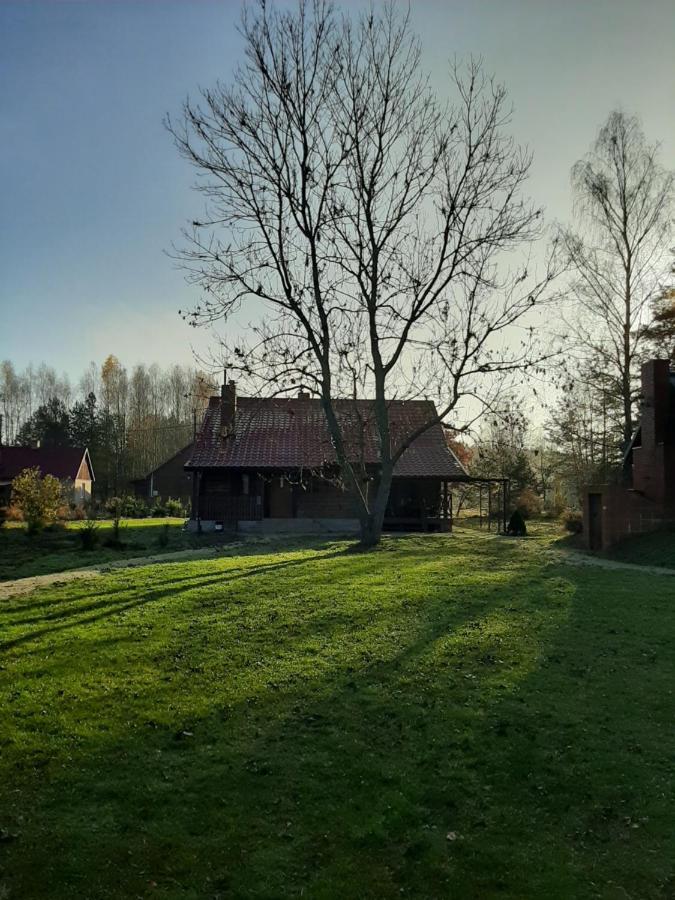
[0,551,359,652]
[0,545,576,899]
[1,536,351,612]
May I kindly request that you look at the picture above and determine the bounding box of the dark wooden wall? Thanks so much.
[133,444,194,506]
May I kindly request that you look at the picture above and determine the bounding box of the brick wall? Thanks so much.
[583,359,675,549]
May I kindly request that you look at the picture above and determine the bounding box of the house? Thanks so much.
[131,443,194,510]
[584,359,675,550]
[185,378,469,534]
[0,445,95,507]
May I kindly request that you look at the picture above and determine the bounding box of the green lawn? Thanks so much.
[0,519,226,581]
[1,526,674,898]
[603,528,675,569]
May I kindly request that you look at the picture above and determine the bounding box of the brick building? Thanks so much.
[584,359,675,550]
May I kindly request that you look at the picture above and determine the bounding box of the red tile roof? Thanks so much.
[0,447,94,483]
[186,396,467,479]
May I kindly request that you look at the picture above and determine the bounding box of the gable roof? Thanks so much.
[0,447,95,484]
[131,443,194,484]
[186,396,467,479]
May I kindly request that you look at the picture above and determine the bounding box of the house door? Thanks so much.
[268,477,293,518]
[588,493,603,550]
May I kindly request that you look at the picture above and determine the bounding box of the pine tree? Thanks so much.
[16,398,71,447]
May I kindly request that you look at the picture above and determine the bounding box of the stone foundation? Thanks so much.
[187,517,360,535]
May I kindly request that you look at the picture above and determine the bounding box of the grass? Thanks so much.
[1,524,674,898]
[603,528,675,569]
[0,519,227,581]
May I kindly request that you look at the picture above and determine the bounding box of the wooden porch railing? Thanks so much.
[197,494,262,522]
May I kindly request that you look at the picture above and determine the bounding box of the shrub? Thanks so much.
[79,520,100,551]
[151,502,167,518]
[4,504,23,522]
[546,484,567,518]
[11,467,63,535]
[563,509,583,534]
[105,496,123,519]
[117,495,148,518]
[165,498,184,517]
[157,523,170,549]
[103,516,126,549]
[44,521,68,534]
[515,487,542,520]
[133,498,149,518]
[0,506,6,529]
[507,509,527,536]
[71,505,87,521]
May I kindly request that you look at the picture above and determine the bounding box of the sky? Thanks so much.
[1,0,674,385]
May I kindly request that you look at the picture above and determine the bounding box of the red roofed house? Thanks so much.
[185,378,469,534]
[0,445,95,507]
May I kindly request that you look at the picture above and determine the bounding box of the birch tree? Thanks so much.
[559,111,674,446]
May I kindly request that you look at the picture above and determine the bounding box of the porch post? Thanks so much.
[195,471,202,533]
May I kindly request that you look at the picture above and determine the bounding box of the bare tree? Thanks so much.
[168,0,558,545]
[0,361,27,444]
[559,111,674,446]
[547,368,620,502]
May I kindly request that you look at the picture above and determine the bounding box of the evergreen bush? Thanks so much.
[507,509,527,536]
[79,520,100,551]
[157,523,170,549]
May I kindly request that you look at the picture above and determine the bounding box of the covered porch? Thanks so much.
[190,468,507,533]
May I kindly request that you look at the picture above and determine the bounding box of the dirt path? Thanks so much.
[3,538,674,602]
[0,546,240,601]
[548,547,675,577]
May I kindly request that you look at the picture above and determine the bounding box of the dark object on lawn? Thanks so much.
[79,520,99,551]
[507,510,527,536]
[157,523,170,549]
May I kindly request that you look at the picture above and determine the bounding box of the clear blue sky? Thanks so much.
[1,0,674,381]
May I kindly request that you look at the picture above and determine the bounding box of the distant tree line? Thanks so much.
[0,356,215,498]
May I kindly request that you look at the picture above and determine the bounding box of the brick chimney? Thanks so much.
[220,376,237,438]
[632,359,673,503]
[640,359,670,449]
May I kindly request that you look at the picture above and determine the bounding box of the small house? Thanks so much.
[0,446,95,507]
[185,379,469,533]
[131,444,194,510]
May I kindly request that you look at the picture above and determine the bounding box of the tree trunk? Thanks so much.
[358,464,394,547]
[622,253,634,447]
